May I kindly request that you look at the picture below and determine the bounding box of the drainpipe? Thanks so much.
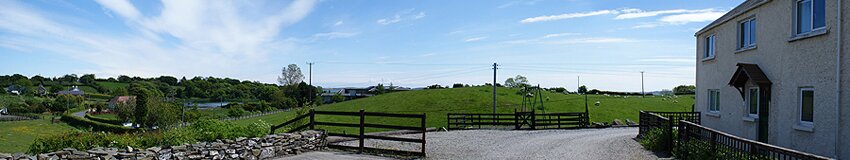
[835,0,843,158]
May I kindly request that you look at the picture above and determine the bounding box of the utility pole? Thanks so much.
[640,71,645,98]
[577,76,580,94]
[492,63,499,120]
[307,62,315,104]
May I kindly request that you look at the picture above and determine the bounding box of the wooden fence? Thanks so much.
[678,121,831,160]
[637,111,830,159]
[0,113,42,122]
[447,109,588,130]
[271,109,427,156]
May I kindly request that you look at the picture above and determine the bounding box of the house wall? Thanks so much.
[695,0,842,158]
[840,0,850,159]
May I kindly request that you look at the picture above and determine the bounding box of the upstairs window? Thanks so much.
[708,90,720,112]
[795,0,826,35]
[704,35,716,59]
[739,18,756,49]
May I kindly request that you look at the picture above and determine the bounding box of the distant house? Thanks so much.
[108,96,135,109]
[5,85,23,95]
[56,86,85,96]
[36,84,47,96]
[320,87,375,104]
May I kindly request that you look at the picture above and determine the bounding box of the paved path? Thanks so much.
[283,127,658,160]
[274,151,396,160]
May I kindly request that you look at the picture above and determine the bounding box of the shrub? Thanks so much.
[29,119,271,154]
[60,113,136,133]
[227,106,248,118]
[639,128,666,151]
[85,114,125,125]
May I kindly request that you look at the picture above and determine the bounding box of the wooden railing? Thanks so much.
[678,121,831,160]
[638,111,674,152]
[271,109,427,156]
[447,110,589,130]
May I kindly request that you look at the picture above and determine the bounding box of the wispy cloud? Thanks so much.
[520,10,617,23]
[377,8,426,25]
[464,36,488,42]
[637,56,695,63]
[542,33,581,38]
[615,8,716,19]
[0,0,317,81]
[334,20,343,26]
[312,32,360,39]
[659,11,726,24]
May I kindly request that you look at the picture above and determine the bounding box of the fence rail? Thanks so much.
[271,109,426,157]
[448,110,588,130]
[637,111,830,160]
[678,121,830,160]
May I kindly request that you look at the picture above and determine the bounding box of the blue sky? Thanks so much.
[0,0,742,92]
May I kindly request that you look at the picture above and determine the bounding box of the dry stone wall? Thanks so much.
[0,130,326,160]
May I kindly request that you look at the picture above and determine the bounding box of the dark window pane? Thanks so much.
[802,90,814,122]
[749,89,758,114]
[813,0,825,28]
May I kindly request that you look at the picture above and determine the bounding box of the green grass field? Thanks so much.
[234,86,694,134]
[0,119,77,153]
[95,82,128,91]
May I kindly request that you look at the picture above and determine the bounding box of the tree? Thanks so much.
[504,75,529,88]
[128,82,163,128]
[157,76,179,86]
[578,85,588,94]
[281,82,316,107]
[549,87,567,93]
[332,93,345,103]
[30,75,46,84]
[452,83,465,88]
[60,74,78,84]
[118,75,131,83]
[375,84,386,94]
[79,74,96,85]
[278,64,304,86]
[673,85,696,95]
[50,94,84,113]
[588,89,601,94]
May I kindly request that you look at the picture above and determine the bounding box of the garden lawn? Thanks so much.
[95,82,128,91]
[0,119,77,153]
[235,86,694,134]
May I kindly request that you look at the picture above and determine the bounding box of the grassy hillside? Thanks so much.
[235,86,694,133]
[0,119,77,153]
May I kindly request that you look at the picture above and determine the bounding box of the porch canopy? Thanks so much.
[728,63,772,99]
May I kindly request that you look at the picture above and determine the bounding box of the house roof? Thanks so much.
[695,0,770,36]
[56,90,85,96]
[109,96,135,104]
[729,63,772,87]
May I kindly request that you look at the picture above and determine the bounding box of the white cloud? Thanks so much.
[464,37,487,42]
[334,20,343,26]
[377,9,426,25]
[0,0,317,82]
[93,0,141,20]
[520,10,617,23]
[549,37,634,44]
[542,33,581,38]
[659,11,726,24]
[637,57,695,63]
[312,32,359,39]
[615,8,716,20]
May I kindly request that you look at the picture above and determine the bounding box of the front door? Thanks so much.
[756,87,770,143]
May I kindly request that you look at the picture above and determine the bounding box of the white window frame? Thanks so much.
[798,88,815,126]
[738,17,756,49]
[747,87,759,118]
[793,0,826,36]
[703,35,716,60]
[708,89,720,113]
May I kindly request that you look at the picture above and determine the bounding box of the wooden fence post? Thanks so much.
[530,109,536,130]
[421,113,427,156]
[358,109,365,154]
[309,109,315,130]
[665,118,673,153]
[514,109,519,130]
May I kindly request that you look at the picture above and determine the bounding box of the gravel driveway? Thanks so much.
[327,127,659,160]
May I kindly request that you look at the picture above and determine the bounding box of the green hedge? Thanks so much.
[84,114,125,125]
[29,119,270,154]
[60,113,136,133]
